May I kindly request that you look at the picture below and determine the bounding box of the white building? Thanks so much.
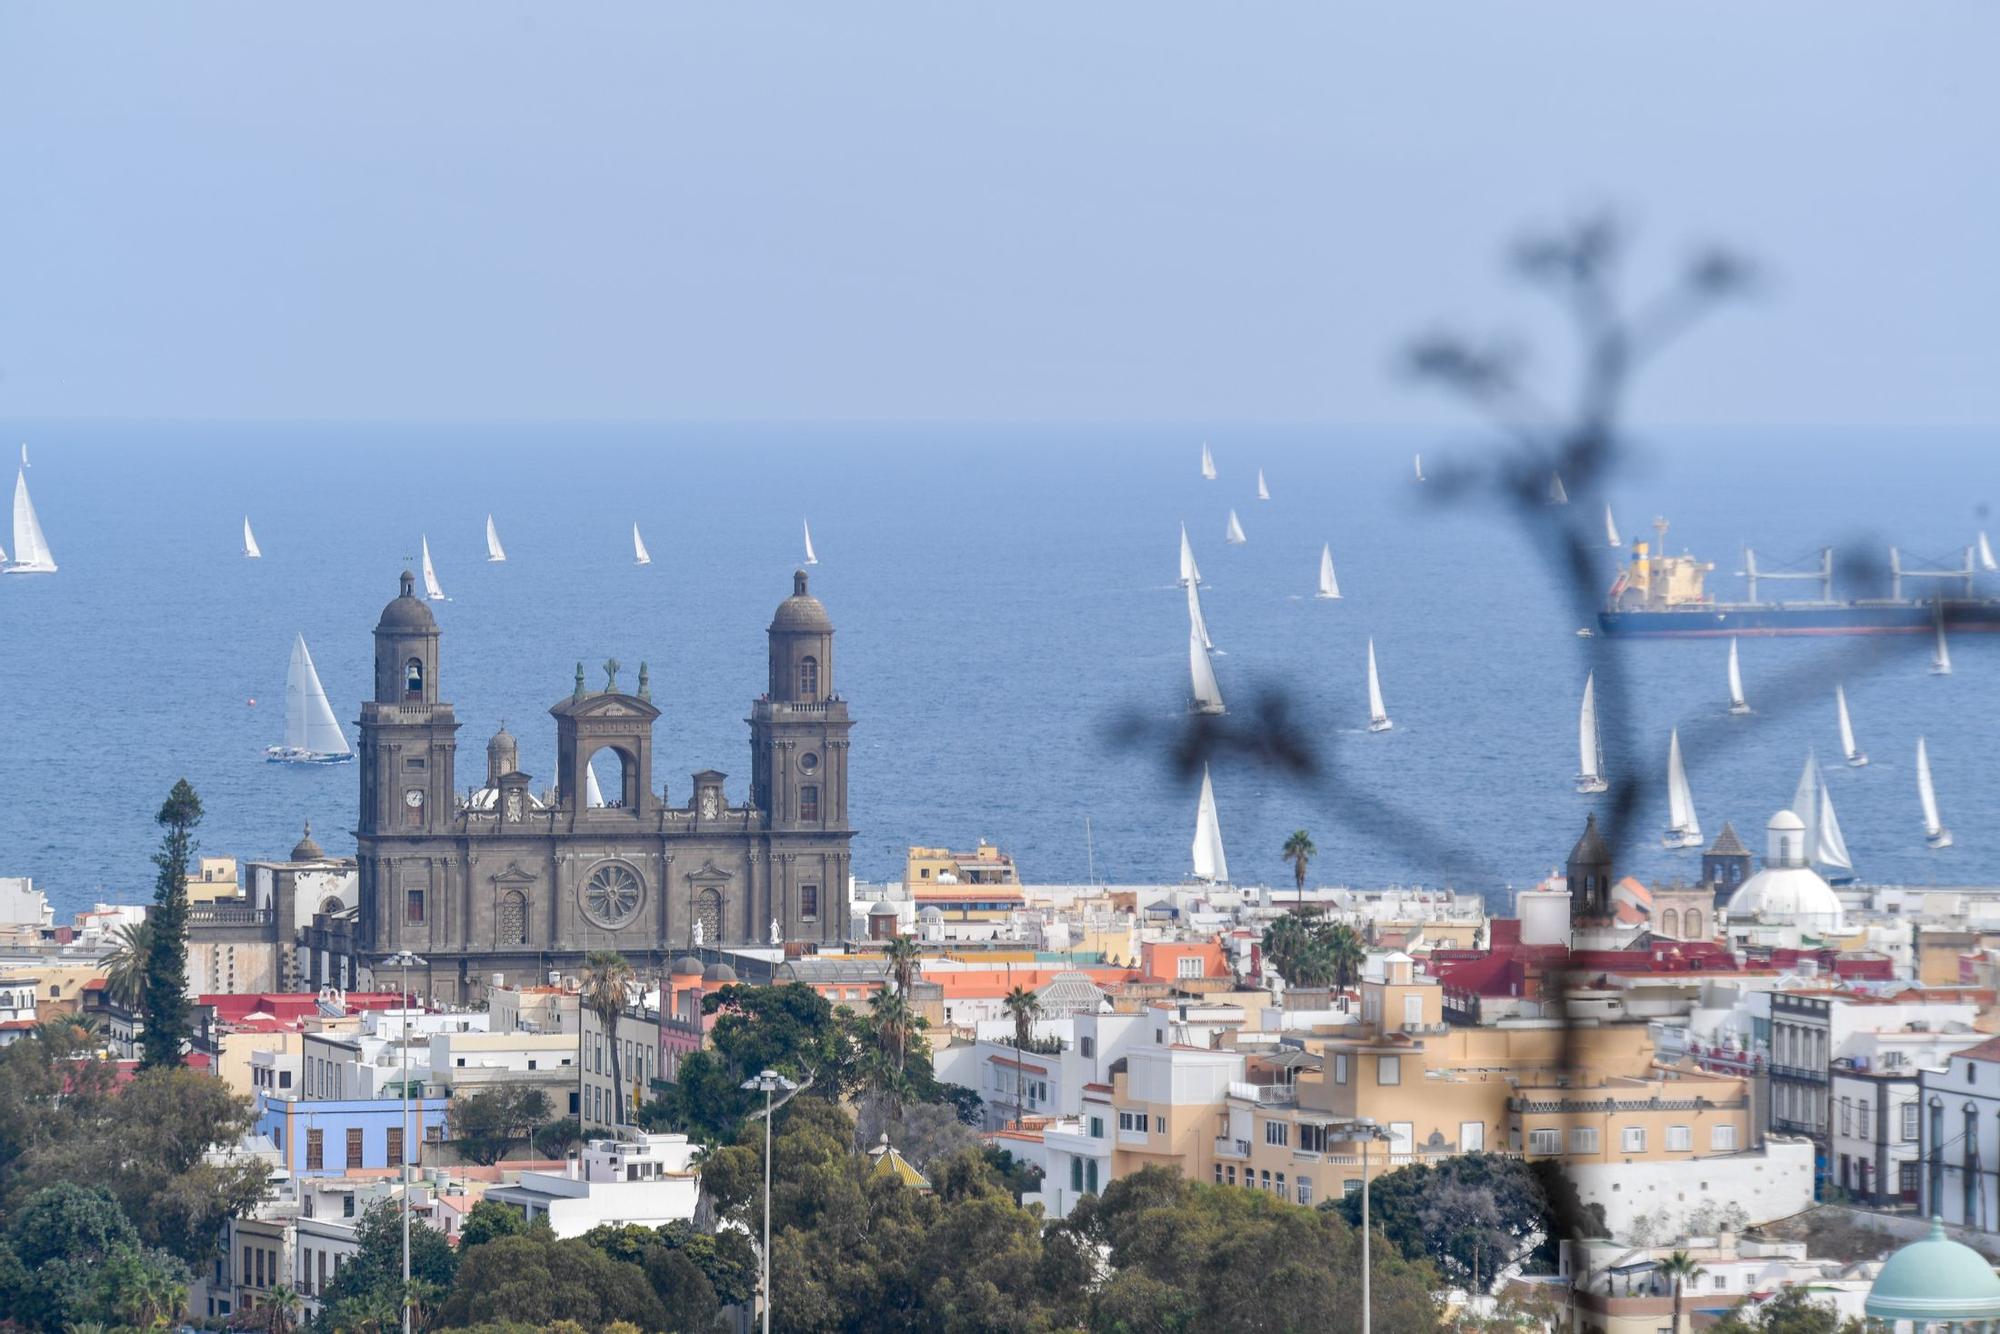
[1725,811,1846,940]
[485,1134,699,1237]
[938,1010,1146,1131]
[1831,1025,1987,1208]
[1919,1035,2000,1233]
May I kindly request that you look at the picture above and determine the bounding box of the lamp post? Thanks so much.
[740,1069,798,1334]
[1332,1118,1394,1334]
[383,951,425,1334]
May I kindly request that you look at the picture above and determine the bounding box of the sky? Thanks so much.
[0,4,1995,427]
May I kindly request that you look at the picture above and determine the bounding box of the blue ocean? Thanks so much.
[2,423,1995,919]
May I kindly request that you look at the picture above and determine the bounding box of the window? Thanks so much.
[1118,1111,1143,1133]
[243,1246,254,1289]
[1460,1121,1485,1152]
[1376,1055,1400,1086]
[1344,1178,1362,1198]
[499,891,527,946]
[1840,1099,1851,1136]
[1334,1054,1348,1085]
[1265,1121,1290,1147]
[1971,1064,1979,1085]
[306,1129,324,1171]
[1621,1127,1646,1153]
[1276,1172,1286,1196]
[1226,1165,1236,1186]
[1528,1128,1561,1155]
[1569,1127,1599,1154]
[342,1193,356,1218]
[405,889,425,923]
[799,785,820,822]
[1296,1177,1312,1205]
[1685,909,1703,937]
[1904,1104,1921,1142]
[1403,993,1424,1027]
[1860,1100,1871,1134]
[1072,1159,1084,1192]
[1712,1274,1727,1292]
[1214,1164,1223,1185]
[1079,1035,1095,1058]
[1260,1170,1271,1191]
[345,1128,363,1168]
[1154,1115,1166,1134]
[800,884,820,921]
[1667,1125,1692,1151]
[1177,956,1203,979]
[1089,1116,1104,1138]
[387,1126,404,1164]
[405,658,423,696]
[1299,1124,1327,1154]
[798,656,819,698]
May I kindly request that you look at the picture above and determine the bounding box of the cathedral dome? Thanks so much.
[486,725,519,783]
[671,955,704,977]
[702,962,738,983]
[291,821,325,862]
[377,570,438,632]
[770,571,834,634]
[1725,809,1844,933]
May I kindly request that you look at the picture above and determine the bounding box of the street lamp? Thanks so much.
[382,951,425,1334]
[1332,1118,1395,1334]
[740,1069,799,1334]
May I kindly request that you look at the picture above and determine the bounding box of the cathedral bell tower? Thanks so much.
[357,570,460,837]
[1566,812,1613,923]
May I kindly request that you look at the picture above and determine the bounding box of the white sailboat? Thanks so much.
[486,515,507,562]
[632,524,652,566]
[1200,442,1218,481]
[1981,531,1997,573]
[1256,469,1270,501]
[1663,729,1702,848]
[1836,684,1868,766]
[1366,639,1392,732]
[586,758,606,808]
[1547,472,1570,505]
[1413,454,1425,483]
[1791,751,1854,878]
[1191,764,1229,882]
[803,519,818,566]
[1918,737,1953,849]
[1225,510,1246,545]
[1604,503,1621,547]
[19,443,28,467]
[420,536,446,600]
[6,469,56,574]
[1189,625,1225,715]
[1727,638,1750,714]
[265,635,353,764]
[1316,544,1341,600]
[1931,601,1953,676]
[242,517,263,560]
[1186,577,1215,652]
[1179,524,1202,587]
[1576,672,1608,793]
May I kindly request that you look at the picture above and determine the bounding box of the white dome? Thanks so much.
[1768,809,1806,832]
[1727,864,1845,933]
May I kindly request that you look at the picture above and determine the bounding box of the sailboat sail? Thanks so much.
[1933,602,1953,675]
[1316,544,1341,599]
[1836,685,1865,764]
[1256,469,1270,501]
[803,519,818,566]
[1918,737,1950,846]
[1186,578,1214,651]
[1413,454,1425,483]
[286,635,351,757]
[586,759,606,808]
[486,515,507,562]
[18,443,26,467]
[1793,752,1852,874]
[1225,510,1246,545]
[1982,532,1998,573]
[1189,626,1225,714]
[1200,443,1217,481]
[1191,764,1229,882]
[243,517,262,560]
[633,524,652,566]
[1547,472,1569,505]
[1727,638,1749,713]
[1666,730,1701,844]
[1179,524,1202,586]
[1577,673,1606,792]
[420,536,445,600]
[1366,639,1391,731]
[1604,503,1620,547]
[7,469,56,573]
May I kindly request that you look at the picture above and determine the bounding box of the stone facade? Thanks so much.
[353,570,855,1002]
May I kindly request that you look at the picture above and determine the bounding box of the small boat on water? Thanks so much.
[1727,638,1750,714]
[1366,639,1392,732]
[1191,764,1229,882]
[1932,601,1953,675]
[266,635,353,765]
[486,515,507,562]
[1836,684,1868,766]
[633,524,652,567]
[243,517,263,560]
[1604,503,1620,548]
[1413,454,1425,483]
[1663,729,1702,848]
[1225,510,1246,546]
[1189,625,1225,715]
[1316,544,1341,600]
[1576,673,1607,793]
[6,469,56,574]
[1256,469,1270,501]
[803,519,818,566]
[1792,751,1854,880]
[1918,737,1953,850]
[420,536,446,600]
[1200,442,1217,481]
[1547,472,1569,505]
[1179,524,1202,587]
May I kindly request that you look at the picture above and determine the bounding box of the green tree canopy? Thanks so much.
[1330,1154,1600,1285]
[316,1198,458,1316]
[448,1085,552,1166]
[433,1232,673,1331]
[0,1183,190,1333]
[141,778,203,1070]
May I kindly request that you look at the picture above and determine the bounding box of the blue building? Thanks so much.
[256,1092,449,1179]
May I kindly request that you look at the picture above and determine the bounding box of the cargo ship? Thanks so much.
[1597,519,2000,637]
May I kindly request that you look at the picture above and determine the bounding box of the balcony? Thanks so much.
[188,904,275,927]
[1213,1138,1251,1160]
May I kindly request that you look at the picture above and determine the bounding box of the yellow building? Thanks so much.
[905,842,1019,888]
[186,857,243,904]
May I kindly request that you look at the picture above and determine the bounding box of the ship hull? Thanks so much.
[1600,603,2000,637]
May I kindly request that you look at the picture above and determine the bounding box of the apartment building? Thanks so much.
[1920,1034,2000,1232]
[1830,1026,1986,1207]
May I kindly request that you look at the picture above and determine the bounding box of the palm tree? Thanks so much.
[1281,830,1316,909]
[1326,922,1367,1002]
[1002,985,1041,1128]
[884,932,922,998]
[580,950,636,1127]
[34,1013,98,1056]
[103,919,153,1011]
[1657,1250,1706,1333]
[263,1283,302,1334]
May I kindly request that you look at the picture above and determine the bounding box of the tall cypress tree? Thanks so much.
[140,779,203,1069]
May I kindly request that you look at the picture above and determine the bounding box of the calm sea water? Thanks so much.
[2,422,1996,919]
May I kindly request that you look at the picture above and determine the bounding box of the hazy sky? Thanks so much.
[1,4,1995,426]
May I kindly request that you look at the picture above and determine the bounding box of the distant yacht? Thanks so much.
[19,443,28,467]
[1256,469,1270,501]
[1191,764,1229,882]
[1366,639,1392,732]
[1727,638,1750,714]
[633,524,652,567]
[1663,729,1702,848]
[1576,672,1607,793]
[243,517,263,560]
[803,519,818,566]
[6,469,56,574]
[1981,531,1997,573]
[1932,600,1953,676]
[1316,544,1341,600]
[1604,503,1621,548]
[1189,625,1225,715]
[1792,751,1854,879]
[1547,472,1569,505]
[1179,524,1202,587]
[266,635,353,765]
[1200,442,1217,481]
[1413,454,1425,483]
[1918,737,1953,849]
[1186,577,1215,652]
[1836,684,1868,766]
[420,536,446,600]
[486,515,507,562]
[1225,510,1246,545]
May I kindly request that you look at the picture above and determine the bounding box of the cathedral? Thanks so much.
[353,568,855,1002]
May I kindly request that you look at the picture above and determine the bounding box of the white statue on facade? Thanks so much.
[690,919,704,949]
[770,916,782,947]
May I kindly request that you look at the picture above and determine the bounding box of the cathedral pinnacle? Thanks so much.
[603,658,621,694]
[637,662,650,701]
[573,662,586,702]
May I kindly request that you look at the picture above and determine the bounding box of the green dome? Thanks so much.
[1866,1217,2000,1322]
